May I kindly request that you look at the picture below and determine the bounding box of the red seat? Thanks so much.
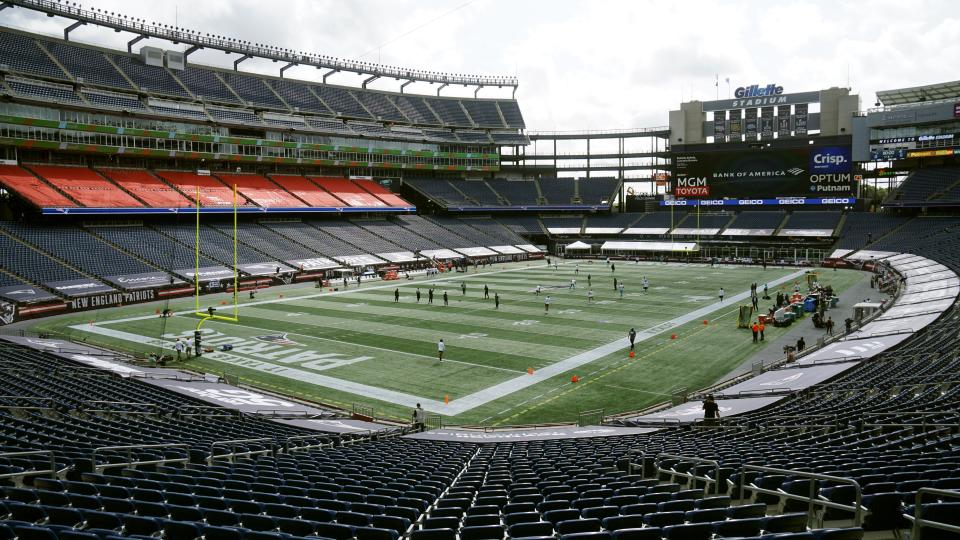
[98,168,193,207]
[0,164,75,207]
[27,165,142,207]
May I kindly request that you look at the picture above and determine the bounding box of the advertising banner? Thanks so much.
[713,110,726,142]
[728,109,742,140]
[45,279,115,298]
[795,103,808,135]
[760,106,774,139]
[672,146,855,198]
[0,284,58,303]
[104,271,182,290]
[744,108,758,137]
[777,105,792,137]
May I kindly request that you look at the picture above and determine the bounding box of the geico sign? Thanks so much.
[820,198,852,204]
[738,200,764,205]
[778,198,806,205]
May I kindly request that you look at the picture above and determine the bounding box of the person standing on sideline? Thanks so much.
[797,336,806,352]
[428,288,434,304]
[759,321,766,341]
[569,278,576,290]
[535,284,542,296]
[437,339,445,361]
[587,274,592,287]
[642,277,649,294]
[412,403,426,432]
[575,264,579,275]
[394,288,400,303]
[628,328,637,350]
[763,283,769,299]
[702,395,720,426]
[484,284,489,299]
[751,293,759,311]
[174,338,184,361]
[443,291,449,306]
[416,288,421,303]
[619,282,625,299]
[544,295,552,314]
[826,317,834,336]
[461,282,467,296]
[719,287,725,302]
[751,322,759,343]
[587,289,594,303]
[613,277,618,291]
[343,276,348,289]
[611,263,616,273]
[494,293,500,310]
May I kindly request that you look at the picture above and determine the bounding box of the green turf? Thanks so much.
[29,261,865,425]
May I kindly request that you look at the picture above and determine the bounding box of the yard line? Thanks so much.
[601,384,674,397]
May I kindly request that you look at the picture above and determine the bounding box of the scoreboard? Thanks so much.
[672,146,855,199]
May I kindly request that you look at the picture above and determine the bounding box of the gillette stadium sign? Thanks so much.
[702,84,821,112]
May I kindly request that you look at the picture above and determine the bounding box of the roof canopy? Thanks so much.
[877,80,960,106]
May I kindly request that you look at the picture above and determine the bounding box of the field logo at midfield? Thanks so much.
[254,333,299,346]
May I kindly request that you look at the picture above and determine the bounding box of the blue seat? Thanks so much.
[508,521,554,538]
[695,496,731,509]
[685,509,728,523]
[504,511,541,526]
[163,520,203,540]
[464,514,501,527]
[122,515,161,536]
[201,525,245,540]
[241,513,278,531]
[643,511,685,528]
[715,518,764,537]
[662,523,714,540]
[372,515,411,534]
[763,514,808,534]
[559,532,613,540]
[10,525,57,540]
[410,528,457,540]
[277,517,316,536]
[357,526,400,540]
[459,525,504,540]
[6,502,46,523]
[602,515,646,532]
[809,528,864,540]
[729,504,767,519]
[583,506,620,520]
[204,509,241,527]
[80,510,123,530]
[658,500,695,512]
[860,493,908,531]
[612,529,663,540]
[620,503,657,516]
[557,518,602,534]
[422,517,459,530]
[315,522,357,540]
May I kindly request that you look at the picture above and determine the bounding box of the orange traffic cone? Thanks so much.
[629,350,635,358]
[444,394,450,405]
[571,375,579,383]
[670,333,677,340]
[703,319,709,325]
[527,367,534,375]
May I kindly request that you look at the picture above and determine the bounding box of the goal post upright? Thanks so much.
[194,183,240,329]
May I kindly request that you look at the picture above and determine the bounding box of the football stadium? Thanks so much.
[0,1,959,539]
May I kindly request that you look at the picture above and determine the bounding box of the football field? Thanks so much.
[30,261,865,426]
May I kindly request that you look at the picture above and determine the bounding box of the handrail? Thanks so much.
[177,405,240,418]
[0,450,57,480]
[738,464,863,528]
[284,434,335,453]
[0,396,55,411]
[907,487,960,540]
[82,401,158,413]
[208,438,274,465]
[656,453,721,495]
[92,443,190,471]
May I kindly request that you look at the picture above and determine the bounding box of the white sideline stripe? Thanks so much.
[72,265,806,415]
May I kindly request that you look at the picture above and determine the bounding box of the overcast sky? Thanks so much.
[2,0,957,132]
